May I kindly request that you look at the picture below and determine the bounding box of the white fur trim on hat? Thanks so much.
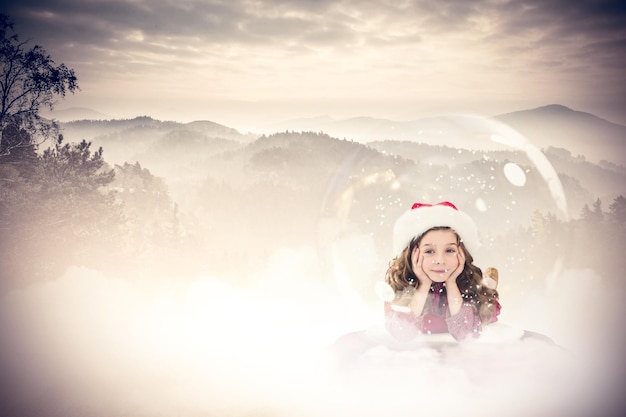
[392,202,479,256]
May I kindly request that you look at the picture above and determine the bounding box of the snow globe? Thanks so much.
[317,113,571,351]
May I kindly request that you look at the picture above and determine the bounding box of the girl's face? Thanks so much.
[418,229,461,283]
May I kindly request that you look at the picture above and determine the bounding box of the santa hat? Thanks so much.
[392,201,479,256]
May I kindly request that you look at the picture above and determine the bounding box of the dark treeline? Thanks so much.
[0,129,179,291]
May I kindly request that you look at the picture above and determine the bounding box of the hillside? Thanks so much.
[61,116,252,143]
[6,114,626,303]
[494,104,626,164]
[59,116,258,178]
[57,111,625,224]
[271,105,626,165]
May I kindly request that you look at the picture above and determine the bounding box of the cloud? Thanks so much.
[1,260,624,416]
[2,0,624,124]
[6,0,624,59]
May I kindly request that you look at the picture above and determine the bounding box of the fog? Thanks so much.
[2,255,624,416]
[1,115,625,416]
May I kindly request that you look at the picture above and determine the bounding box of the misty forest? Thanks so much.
[1,12,626,417]
[3,116,625,297]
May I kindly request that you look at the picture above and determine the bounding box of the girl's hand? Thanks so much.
[446,248,466,286]
[411,247,432,291]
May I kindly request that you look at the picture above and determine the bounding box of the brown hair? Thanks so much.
[384,226,499,323]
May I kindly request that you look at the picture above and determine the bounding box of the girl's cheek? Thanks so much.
[447,254,459,267]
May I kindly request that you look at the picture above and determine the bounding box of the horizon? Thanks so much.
[48,101,625,135]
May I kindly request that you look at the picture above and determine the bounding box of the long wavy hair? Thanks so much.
[385,226,499,323]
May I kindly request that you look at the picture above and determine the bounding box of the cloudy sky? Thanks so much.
[2,0,625,130]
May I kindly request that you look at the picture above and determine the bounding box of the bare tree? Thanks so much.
[0,13,78,156]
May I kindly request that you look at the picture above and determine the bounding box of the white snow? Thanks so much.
[1,250,624,417]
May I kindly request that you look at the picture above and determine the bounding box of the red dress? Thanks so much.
[384,283,501,341]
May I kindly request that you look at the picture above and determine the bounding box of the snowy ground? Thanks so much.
[1,248,625,417]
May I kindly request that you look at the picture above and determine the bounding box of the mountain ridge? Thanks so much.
[56,104,625,165]
[270,104,626,165]
[493,104,626,165]
[496,104,623,127]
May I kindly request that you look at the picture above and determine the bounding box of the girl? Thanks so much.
[385,201,500,341]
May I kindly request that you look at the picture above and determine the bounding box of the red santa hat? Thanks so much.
[392,201,480,256]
